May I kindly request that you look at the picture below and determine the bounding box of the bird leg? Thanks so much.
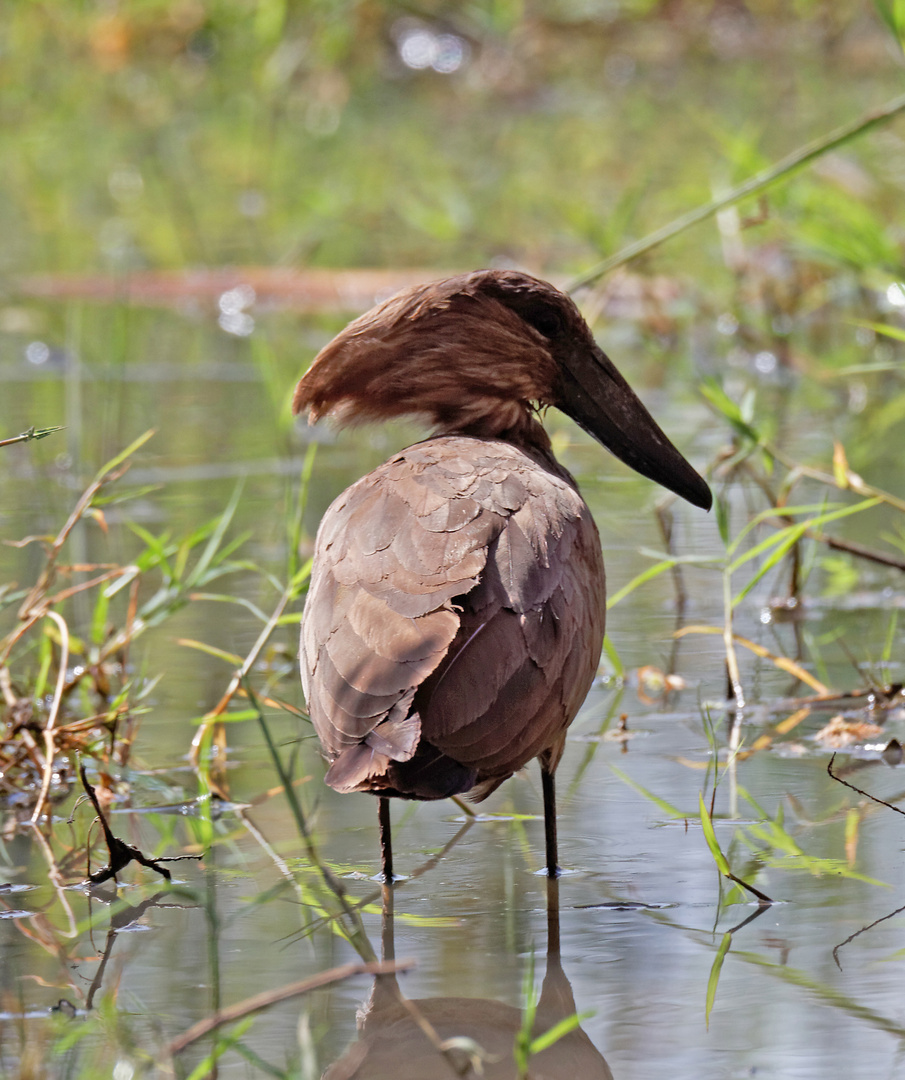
[545,873,561,958]
[381,879,395,960]
[540,763,559,878]
[378,796,394,883]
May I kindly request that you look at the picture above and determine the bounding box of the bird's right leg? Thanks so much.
[540,763,559,878]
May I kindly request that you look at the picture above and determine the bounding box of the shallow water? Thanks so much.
[2,312,905,1079]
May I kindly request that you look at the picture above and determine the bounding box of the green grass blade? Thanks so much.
[850,318,905,343]
[606,559,677,609]
[699,792,732,876]
[91,429,155,484]
[705,932,732,1028]
[610,764,686,818]
[186,481,245,588]
[528,1011,595,1055]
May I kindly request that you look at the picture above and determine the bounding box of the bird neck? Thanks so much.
[432,413,579,495]
[439,408,553,457]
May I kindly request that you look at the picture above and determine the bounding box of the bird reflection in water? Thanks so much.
[323,877,613,1080]
[293,270,711,879]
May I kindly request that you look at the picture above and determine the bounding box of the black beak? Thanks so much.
[556,344,712,511]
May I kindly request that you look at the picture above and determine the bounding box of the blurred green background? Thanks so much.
[5,8,905,1076]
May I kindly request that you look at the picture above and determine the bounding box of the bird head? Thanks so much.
[292,269,711,510]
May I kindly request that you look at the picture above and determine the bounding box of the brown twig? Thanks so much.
[167,959,416,1056]
[15,463,131,624]
[726,870,773,906]
[79,762,203,884]
[832,901,905,970]
[827,753,905,817]
[819,534,905,572]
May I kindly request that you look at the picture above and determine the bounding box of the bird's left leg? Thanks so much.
[378,796,394,883]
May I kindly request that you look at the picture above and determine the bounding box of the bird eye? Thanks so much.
[476,276,567,339]
[524,304,564,339]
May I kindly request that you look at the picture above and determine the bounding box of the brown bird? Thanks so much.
[292,269,710,880]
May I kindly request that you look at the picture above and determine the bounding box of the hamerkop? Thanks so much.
[292,269,711,879]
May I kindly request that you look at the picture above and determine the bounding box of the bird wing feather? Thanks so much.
[301,435,605,798]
